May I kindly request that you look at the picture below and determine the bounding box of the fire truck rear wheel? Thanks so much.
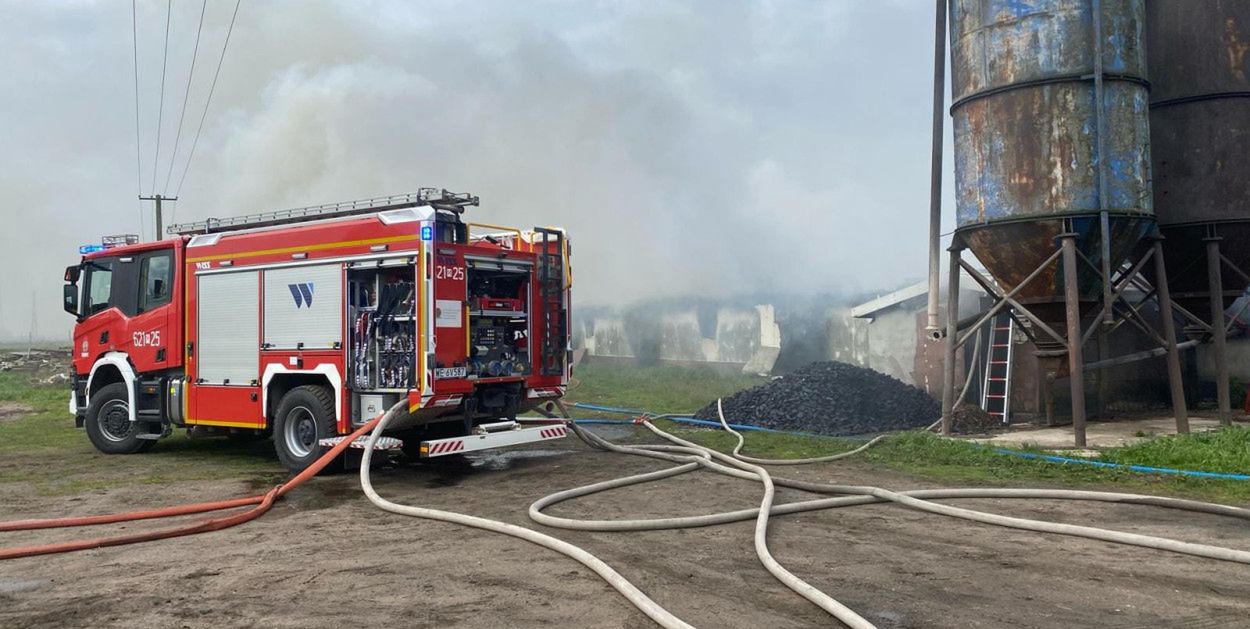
[273,385,341,474]
[84,382,156,455]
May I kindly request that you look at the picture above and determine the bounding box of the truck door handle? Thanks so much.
[99,331,108,344]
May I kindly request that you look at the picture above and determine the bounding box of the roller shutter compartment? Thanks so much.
[197,271,260,384]
[263,264,343,350]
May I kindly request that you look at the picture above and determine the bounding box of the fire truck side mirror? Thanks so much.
[64,265,80,283]
[63,283,79,318]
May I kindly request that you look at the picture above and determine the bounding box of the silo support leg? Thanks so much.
[1043,374,1056,427]
[1097,211,1112,419]
[1097,331,1110,418]
[940,248,961,436]
[1060,235,1087,448]
[1153,240,1191,434]
[1206,237,1231,427]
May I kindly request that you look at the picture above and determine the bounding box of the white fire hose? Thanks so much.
[358,402,696,629]
[360,400,1250,629]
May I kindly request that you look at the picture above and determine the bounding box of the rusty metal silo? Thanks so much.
[949,0,1153,324]
[937,0,1190,445]
[1146,0,1250,424]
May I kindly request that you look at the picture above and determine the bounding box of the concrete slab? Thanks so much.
[969,415,1231,451]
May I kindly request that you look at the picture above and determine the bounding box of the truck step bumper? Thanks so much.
[420,423,568,458]
[318,435,405,451]
[136,426,172,441]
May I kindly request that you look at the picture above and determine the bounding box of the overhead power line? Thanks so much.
[150,0,172,194]
[174,0,242,198]
[131,0,145,239]
[163,0,208,220]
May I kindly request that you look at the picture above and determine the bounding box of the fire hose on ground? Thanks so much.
[4,399,1250,628]
[360,400,1250,628]
[0,414,386,560]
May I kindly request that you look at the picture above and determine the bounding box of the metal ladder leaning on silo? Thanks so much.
[980,312,1014,424]
[936,0,1192,448]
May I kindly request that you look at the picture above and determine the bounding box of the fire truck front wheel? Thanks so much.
[84,382,156,455]
[273,385,341,474]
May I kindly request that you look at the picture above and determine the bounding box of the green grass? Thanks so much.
[4,358,1250,504]
[672,425,1250,504]
[1103,427,1250,475]
[566,362,766,416]
[566,361,1250,504]
[653,423,1250,503]
[0,370,284,496]
[0,370,80,452]
[647,418,854,459]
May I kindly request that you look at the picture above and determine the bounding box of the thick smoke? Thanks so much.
[0,0,948,340]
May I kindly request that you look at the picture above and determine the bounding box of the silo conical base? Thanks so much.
[940,219,1191,447]
[958,214,1154,332]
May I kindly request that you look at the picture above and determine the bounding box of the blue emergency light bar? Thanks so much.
[78,244,107,255]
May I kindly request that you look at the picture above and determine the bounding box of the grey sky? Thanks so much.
[0,0,956,341]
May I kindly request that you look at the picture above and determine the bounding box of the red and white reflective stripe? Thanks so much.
[425,394,463,408]
[318,435,404,450]
[429,440,464,454]
[539,426,567,439]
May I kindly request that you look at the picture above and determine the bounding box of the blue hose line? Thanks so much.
[569,402,646,415]
[570,402,794,433]
[664,416,827,437]
[670,417,778,432]
[568,416,783,433]
[571,403,1248,479]
[990,449,1250,481]
[568,402,860,439]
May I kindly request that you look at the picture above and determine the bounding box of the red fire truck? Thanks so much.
[62,189,571,472]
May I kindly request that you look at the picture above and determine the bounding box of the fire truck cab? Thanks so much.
[62,189,572,472]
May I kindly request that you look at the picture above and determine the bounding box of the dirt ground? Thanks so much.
[0,402,33,423]
[974,414,1228,450]
[2,429,1249,629]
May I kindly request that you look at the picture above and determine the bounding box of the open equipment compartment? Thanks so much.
[465,258,532,379]
[347,258,417,422]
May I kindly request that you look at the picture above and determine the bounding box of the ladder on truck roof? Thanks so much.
[535,227,569,376]
[980,311,1015,424]
[165,188,478,236]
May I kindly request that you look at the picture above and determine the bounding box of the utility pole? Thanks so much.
[139,194,177,240]
[27,290,36,355]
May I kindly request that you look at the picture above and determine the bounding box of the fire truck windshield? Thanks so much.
[84,261,114,315]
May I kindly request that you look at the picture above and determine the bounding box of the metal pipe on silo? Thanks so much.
[926,0,948,333]
[1060,233,1087,447]
[941,246,961,435]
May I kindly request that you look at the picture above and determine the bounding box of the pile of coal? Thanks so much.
[694,361,940,436]
[948,403,1001,435]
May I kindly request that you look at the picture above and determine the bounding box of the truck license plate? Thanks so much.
[434,367,466,379]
